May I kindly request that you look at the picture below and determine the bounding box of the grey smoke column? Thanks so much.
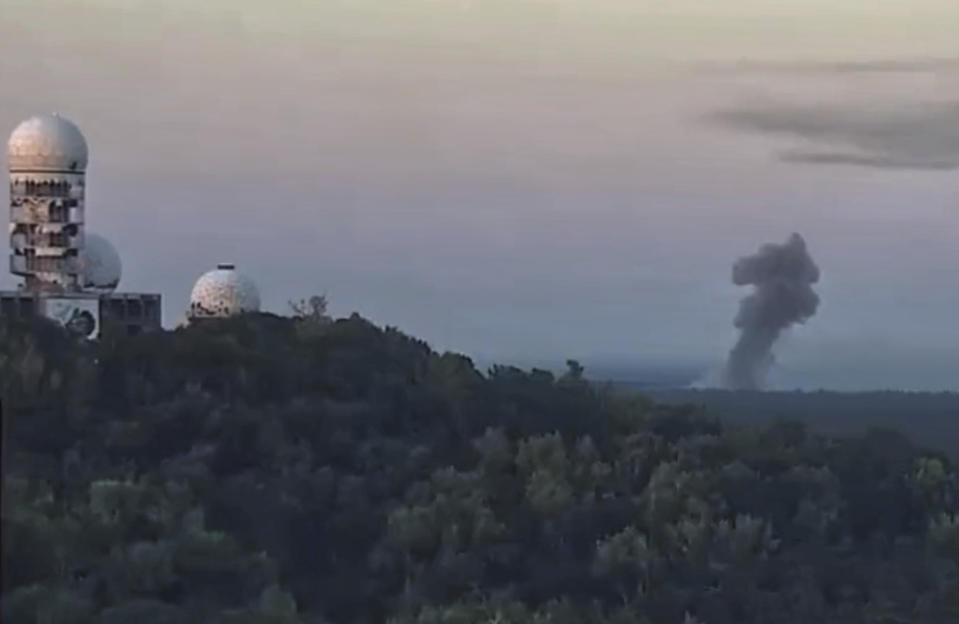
[722,233,820,390]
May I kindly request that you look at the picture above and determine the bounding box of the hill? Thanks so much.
[2,313,958,624]
[643,389,959,460]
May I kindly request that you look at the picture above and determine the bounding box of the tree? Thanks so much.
[4,311,959,623]
[289,295,332,324]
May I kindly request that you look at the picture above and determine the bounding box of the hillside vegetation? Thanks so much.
[647,389,959,459]
[1,312,958,624]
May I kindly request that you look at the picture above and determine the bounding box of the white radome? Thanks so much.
[81,232,122,293]
[7,113,89,173]
[188,264,261,319]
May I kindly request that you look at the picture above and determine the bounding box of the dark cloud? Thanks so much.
[705,57,959,75]
[793,58,959,74]
[778,150,958,171]
[709,101,959,171]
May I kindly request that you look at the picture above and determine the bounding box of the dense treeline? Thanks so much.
[647,389,959,459]
[2,312,958,623]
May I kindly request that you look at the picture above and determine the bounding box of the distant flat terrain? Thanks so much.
[621,387,959,459]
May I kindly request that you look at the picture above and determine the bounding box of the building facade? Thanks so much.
[2,114,162,337]
[8,114,87,292]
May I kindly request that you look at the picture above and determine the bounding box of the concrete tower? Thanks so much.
[8,113,89,293]
[2,113,162,338]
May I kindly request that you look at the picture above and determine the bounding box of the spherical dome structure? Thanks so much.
[80,232,122,293]
[7,113,89,172]
[188,264,261,319]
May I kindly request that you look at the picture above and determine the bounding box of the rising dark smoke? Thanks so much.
[722,233,820,390]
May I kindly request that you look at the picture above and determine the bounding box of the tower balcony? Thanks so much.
[10,199,83,224]
[9,177,80,198]
[10,253,82,275]
[10,222,81,248]
[10,255,27,274]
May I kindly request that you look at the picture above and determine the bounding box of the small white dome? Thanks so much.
[81,232,122,293]
[188,264,261,319]
[7,113,89,173]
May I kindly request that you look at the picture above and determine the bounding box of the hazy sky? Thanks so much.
[2,0,959,389]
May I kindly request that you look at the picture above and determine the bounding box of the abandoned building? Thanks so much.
[2,113,162,337]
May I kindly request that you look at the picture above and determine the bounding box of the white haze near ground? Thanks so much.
[689,329,959,393]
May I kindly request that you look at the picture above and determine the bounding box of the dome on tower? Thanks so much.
[80,232,122,293]
[7,113,89,173]
[188,264,261,319]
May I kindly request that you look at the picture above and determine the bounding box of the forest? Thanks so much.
[1,307,958,624]
[646,389,959,460]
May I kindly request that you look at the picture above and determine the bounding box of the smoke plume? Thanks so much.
[722,233,820,390]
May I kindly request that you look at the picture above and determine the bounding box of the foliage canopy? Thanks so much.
[2,313,958,623]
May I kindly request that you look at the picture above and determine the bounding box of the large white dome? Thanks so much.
[188,264,261,319]
[7,113,89,173]
[80,232,122,293]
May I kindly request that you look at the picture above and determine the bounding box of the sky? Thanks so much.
[2,0,959,390]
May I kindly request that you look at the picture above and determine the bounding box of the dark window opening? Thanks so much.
[49,203,68,223]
